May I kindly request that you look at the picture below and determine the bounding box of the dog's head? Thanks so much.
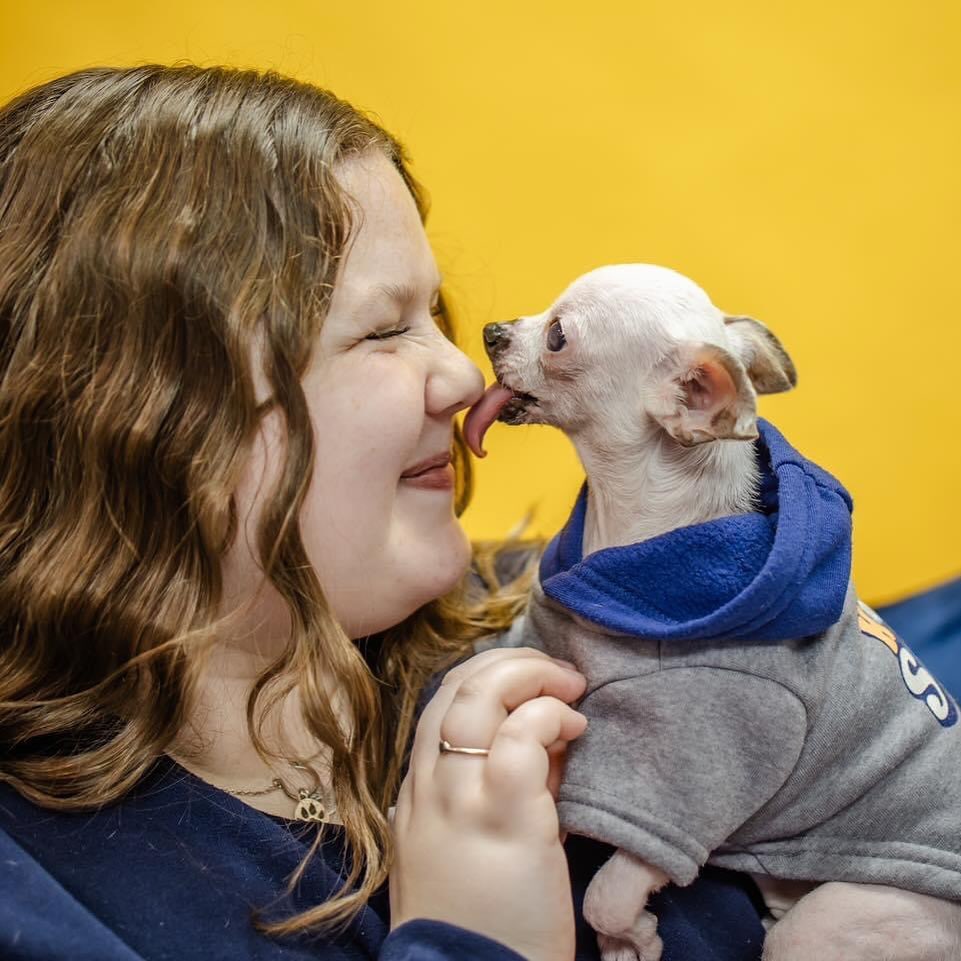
[475,264,796,450]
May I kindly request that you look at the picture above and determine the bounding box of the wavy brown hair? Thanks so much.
[0,64,543,939]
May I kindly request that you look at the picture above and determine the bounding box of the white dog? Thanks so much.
[463,264,961,961]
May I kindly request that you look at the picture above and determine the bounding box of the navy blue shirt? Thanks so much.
[0,753,766,960]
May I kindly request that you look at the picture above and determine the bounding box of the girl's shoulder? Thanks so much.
[0,765,383,960]
[0,812,144,961]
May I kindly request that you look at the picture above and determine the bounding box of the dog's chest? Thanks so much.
[523,577,660,687]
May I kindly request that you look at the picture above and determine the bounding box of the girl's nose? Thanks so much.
[426,339,486,418]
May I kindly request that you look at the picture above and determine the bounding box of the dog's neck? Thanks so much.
[570,422,761,557]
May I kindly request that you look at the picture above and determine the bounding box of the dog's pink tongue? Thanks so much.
[463,383,515,458]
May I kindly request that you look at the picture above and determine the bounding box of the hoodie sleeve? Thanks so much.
[380,919,528,960]
[556,667,807,886]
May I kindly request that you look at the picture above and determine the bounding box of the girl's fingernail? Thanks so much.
[555,659,579,671]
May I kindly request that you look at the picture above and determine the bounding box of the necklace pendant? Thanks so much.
[294,788,330,823]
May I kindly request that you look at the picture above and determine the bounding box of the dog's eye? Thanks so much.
[547,318,566,352]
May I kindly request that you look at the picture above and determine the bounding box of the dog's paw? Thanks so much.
[597,921,663,961]
[593,911,662,961]
[582,849,667,961]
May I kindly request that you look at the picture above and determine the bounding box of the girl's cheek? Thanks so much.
[307,357,427,475]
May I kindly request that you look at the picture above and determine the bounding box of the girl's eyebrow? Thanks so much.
[371,277,444,305]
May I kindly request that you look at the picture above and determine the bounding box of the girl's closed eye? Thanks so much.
[365,326,410,341]
[364,300,445,341]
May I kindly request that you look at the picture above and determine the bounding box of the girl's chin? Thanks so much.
[419,523,473,591]
[439,521,472,567]
[338,515,471,640]
[345,541,472,638]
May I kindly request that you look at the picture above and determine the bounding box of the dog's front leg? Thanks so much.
[582,847,670,961]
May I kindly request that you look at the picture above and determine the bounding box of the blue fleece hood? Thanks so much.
[539,419,853,643]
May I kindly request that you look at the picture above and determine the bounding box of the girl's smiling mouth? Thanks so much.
[400,452,455,490]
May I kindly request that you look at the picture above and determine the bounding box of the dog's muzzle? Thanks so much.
[481,320,539,410]
[464,320,540,456]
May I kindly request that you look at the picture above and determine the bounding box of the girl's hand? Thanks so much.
[389,646,588,961]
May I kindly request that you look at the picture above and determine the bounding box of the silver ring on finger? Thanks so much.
[438,738,491,757]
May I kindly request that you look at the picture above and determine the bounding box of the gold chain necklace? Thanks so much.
[224,762,338,823]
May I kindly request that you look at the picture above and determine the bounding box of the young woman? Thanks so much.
[0,65,767,960]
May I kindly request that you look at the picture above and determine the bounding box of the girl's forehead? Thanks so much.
[332,159,440,310]
[339,154,420,240]
[337,158,430,268]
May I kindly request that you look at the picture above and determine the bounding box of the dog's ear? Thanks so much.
[723,315,797,394]
[650,342,759,447]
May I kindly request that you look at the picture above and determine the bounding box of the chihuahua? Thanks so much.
[463,264,961,961]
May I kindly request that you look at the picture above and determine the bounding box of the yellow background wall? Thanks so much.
[2,1,958,604]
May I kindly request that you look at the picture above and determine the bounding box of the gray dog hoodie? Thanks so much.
[494,420,961,900]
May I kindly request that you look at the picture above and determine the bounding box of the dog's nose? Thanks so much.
[483,321,518,351]
[483,323,507,348]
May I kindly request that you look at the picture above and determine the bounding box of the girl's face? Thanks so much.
[225,152,485,641]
